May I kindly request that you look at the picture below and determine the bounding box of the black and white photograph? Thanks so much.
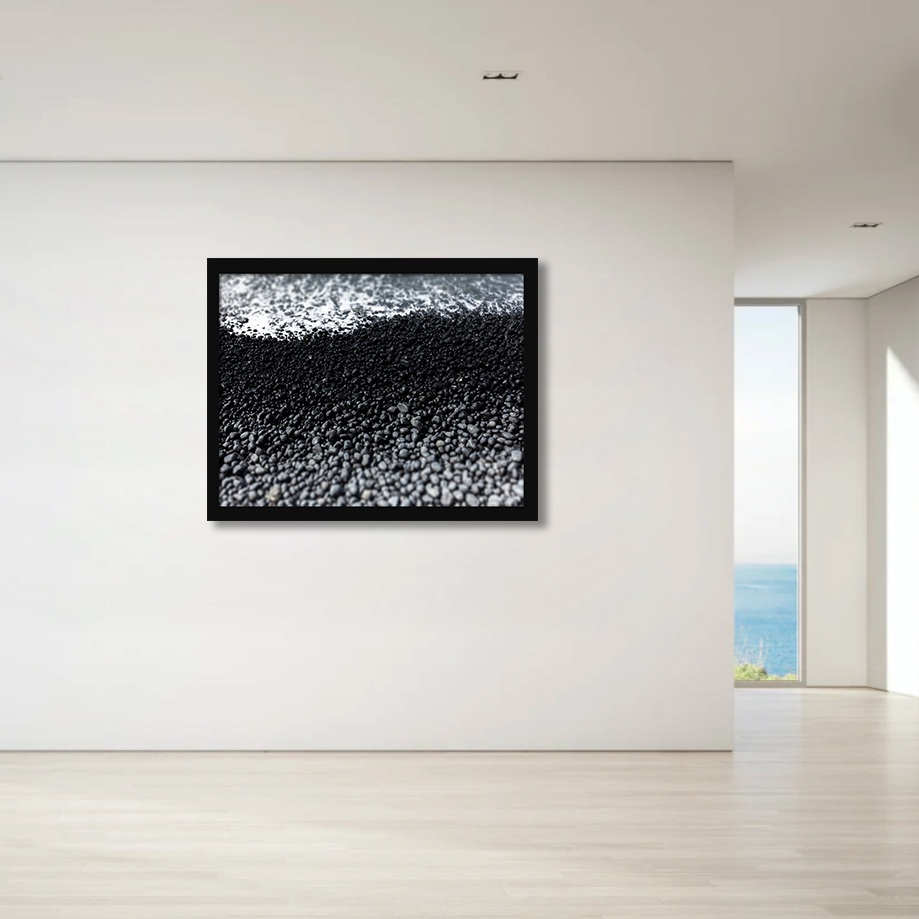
[209,258,538,520]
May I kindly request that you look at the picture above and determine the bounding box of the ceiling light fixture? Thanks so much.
[483,71,519,80]
[850,222,882,228]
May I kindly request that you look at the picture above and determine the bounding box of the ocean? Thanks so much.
[735,563,799,678]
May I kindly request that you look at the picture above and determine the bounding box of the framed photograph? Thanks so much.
[208,258,537,521]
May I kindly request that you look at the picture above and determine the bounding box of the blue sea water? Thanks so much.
[735,563,799,678]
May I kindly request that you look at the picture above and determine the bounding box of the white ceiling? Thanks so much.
[1,0,917,298]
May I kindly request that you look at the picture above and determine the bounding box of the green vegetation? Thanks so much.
[734,635,798,682]
[734,663,798,681]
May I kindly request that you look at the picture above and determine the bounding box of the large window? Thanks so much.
[734,305,801,682]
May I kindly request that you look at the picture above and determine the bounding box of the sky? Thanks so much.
[735,306,799,565]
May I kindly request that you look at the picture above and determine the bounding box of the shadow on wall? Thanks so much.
[884,346,919,697]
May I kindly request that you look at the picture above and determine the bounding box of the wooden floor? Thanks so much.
[1,689,918,918]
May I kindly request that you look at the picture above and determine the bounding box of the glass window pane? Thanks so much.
[734,306,800,682]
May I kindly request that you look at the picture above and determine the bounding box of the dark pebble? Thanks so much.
[218,280,524,509]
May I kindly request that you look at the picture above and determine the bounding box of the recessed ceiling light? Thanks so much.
[482,71,519,80]
[851,222,882,228]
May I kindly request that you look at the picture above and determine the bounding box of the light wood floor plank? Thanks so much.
[1,688,918,918]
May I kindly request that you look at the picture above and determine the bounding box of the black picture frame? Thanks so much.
[208,257,538,521]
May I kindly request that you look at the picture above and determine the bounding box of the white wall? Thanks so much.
[0,162,734,749]
[804,300,867,685]
[867,275,919,698]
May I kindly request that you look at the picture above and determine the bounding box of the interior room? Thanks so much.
[0,1,917,916]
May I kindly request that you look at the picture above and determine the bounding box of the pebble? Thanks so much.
[217,280,525,510]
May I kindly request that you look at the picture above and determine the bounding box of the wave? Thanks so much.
[219,272,524,339]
